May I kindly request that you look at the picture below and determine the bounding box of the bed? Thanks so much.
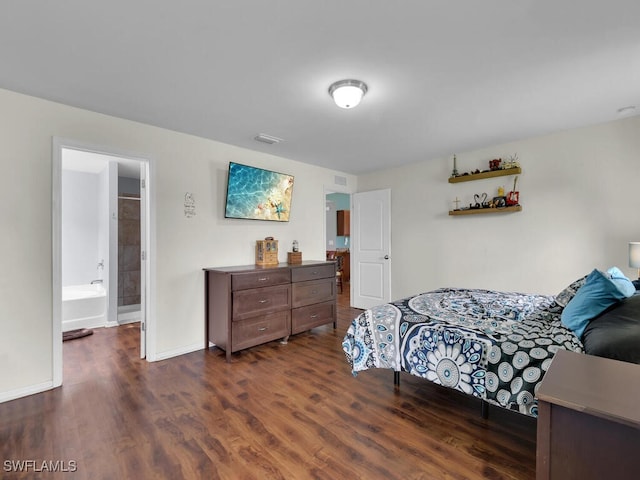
[342,269,640,418]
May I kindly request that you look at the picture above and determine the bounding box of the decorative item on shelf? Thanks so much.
[448,165,522,183]
[506,176,520,206]
[493,196,507,208]
[471,193,489,209]
[451,154,459,177]
[452,197,461,210]
[492,185,506,208]
[255,237,279,266]
[287,251,302,264]
[489,158,502,170]
[502,153,520,170]
[292,240,299,252]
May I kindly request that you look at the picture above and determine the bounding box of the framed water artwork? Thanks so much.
[224,162,294,222]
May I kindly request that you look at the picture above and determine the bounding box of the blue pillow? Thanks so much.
[606,266,636,297]
[561,268,634,340]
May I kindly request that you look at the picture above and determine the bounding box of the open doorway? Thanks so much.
[325,190,351,301]
[52,138,153,387]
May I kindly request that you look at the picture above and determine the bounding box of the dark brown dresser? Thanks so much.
[204,261,336,362]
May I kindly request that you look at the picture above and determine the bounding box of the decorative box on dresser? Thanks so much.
[536,349,640,480]
[204,260,336,362]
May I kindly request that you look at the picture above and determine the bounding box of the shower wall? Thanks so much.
[61,170,102,286]
[118,195,140,306]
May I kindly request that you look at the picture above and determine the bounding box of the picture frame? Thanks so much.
[493,196,507,208]
[224,162,294,222]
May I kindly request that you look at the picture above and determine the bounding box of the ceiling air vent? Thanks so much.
[254,133,283,145]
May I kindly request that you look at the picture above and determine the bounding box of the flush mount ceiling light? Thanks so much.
[328,79,368,109]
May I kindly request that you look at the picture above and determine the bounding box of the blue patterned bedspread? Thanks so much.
[342,288,583,417]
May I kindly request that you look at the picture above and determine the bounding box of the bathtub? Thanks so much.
[62,284,107,332]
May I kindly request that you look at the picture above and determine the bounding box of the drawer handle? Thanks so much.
[259,299,269,304]
[311,270,318,275]
[258,277,269,282]
[258,327,268,332]
[310,314,318,319]
[311,290,318,295]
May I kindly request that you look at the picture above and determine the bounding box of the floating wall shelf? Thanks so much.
[448,167,521,183]
[449,205,522,216]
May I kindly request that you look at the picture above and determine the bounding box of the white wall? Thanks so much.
[358,115,640,299]
[0,88,357,401]
[2,84,636,402]
[62,170,101,286]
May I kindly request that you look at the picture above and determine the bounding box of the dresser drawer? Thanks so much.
[232,311,291,351]
[232,284,291,320]
[291,278,335,308]
[291,264,335,282]
[291,300,336,334]
[232,269,290,291]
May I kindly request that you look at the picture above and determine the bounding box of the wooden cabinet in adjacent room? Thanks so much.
[337,210,350,236]
[204,261,336,362]
[335,250,350,282]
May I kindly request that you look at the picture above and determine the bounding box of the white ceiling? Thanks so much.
[1,1,638,174]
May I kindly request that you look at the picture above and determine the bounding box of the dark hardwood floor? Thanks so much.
[0,285,536,479]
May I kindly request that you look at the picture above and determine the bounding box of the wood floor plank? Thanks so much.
[0,285,537,479]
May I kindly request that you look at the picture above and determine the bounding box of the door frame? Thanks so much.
[52,137,156,387]
[323,184,353,299]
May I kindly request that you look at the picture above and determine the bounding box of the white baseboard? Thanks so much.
[148,342,203,362]
[62,315,106,332]
[118,317,140,326]
[0,381,55,404]
[104,317,139,328]
[117,309,141,324]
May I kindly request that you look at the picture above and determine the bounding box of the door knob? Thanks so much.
[384,255,389,260]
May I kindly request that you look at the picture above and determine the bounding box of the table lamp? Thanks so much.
[629,242,640,279]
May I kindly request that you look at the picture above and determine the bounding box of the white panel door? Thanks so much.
[351,189,391,309]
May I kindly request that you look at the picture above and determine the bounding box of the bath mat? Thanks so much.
[63,328,94,342]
